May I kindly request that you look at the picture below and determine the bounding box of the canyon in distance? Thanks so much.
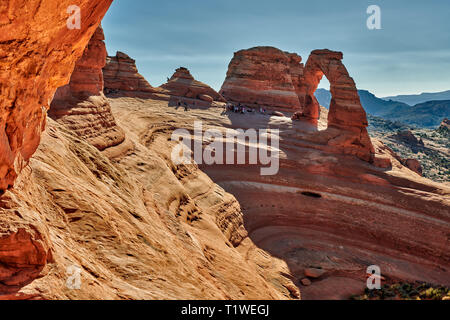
[0,0,448,301]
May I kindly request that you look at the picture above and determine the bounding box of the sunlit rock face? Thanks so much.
[296,49,374,162]
[0,0,113,296]
[220,47,304,111]
[49,26,126,153]
[0,0,113,192]
[297,49,368,128]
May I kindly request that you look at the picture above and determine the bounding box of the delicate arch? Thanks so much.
[298,49,369,129]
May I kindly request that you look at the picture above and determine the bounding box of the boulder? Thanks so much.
[403,159,423,176]
[301,278,312,286]
[437,118,449,137]
[390,130,424,146]
[304,268,326,279]
[439,118,450,130]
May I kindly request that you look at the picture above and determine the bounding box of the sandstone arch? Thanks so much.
[297,49,369,129]
[295,49,374,161]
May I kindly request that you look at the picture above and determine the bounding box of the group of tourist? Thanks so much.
[226,103,266,114]
[175,99,268,115]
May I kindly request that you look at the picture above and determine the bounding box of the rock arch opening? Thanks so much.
[314,76,331,130]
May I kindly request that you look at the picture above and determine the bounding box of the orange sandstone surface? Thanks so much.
[220,47,304,111]
[110,98,449,300]
[0,0,113,192]
[0,2,296,299]
[0,1,448,301]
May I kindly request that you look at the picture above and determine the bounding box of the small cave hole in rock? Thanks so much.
[301,191,322,198]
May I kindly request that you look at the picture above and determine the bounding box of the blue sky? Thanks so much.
[102,0,450,97]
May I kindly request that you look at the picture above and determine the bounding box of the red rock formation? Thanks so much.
[159,67,226,103]
[59,26,107,96]
[0,103,298,300]
[49,26,126,153]
[220,47,303,111]
[103,51,155,97]
[193,112,450,299]
[295,50,369,128]
[100,97,449,300]
[0,0,112,292]
[297,50,374,162]
[0,0,113,192]
[220,47,374,161]
[0,218,51,295]
[390,130,424,146]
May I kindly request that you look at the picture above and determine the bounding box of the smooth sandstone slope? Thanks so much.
[0,114,298,299]
[107,97,449,300]
[0,0,113,192]
[1,4,299,298]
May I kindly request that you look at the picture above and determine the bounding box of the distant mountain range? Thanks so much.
[382,90,450,106]
[383,100,450,128]
[314,88,331,108]
[315,88,450,128]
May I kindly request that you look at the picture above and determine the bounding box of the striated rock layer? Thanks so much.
[49,26,127,154]
[0,0,113,192]
[103,51,155,97]
[158,67,226,103]
[0,0,112,294]
[0,115,298,300]
[113,97,449,300]
[1,2,447,300]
